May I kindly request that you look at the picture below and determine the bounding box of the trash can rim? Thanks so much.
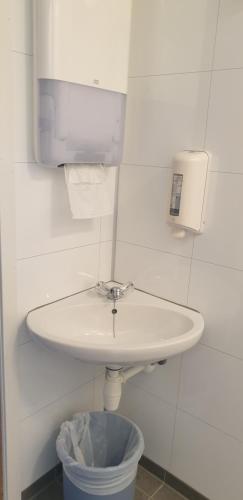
[57,411,144,473]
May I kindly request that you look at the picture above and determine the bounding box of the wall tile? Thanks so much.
[206,69,243,173]
[193,172,243,269]
[117,165,194,257]
[13,52,34,162]
[17,244,99,345]
[214,0,243,70]
[115,241,190,304]
[21,381,93,490]
[100,215,114,242]
[18,340,94,419]
[98,241,113,282]
[120,383,176,469]
[11,0,33,55]
[129,0,219,76]
[100,167,117,241]
[15,163,100,258]
[178,344,243,441]
[123,72,210,168]
[188,260,243,359]
[93,373,106,411]
[171,410,243,500]
[128,356,181,407]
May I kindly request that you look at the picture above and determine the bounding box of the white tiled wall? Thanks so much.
[115,1,243,499]
[10,0,243,497]
[11,0,114,490]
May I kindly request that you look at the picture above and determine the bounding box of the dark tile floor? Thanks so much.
[32,466,186,500]
[135,466,187,500]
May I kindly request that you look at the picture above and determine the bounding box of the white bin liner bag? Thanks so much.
[56,412,144,496]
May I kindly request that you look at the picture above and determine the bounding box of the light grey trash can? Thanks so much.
[56,411,144,500]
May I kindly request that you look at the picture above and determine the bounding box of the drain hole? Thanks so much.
[112,308,118,314]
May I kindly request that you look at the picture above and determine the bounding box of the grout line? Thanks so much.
[128,66,243,80]
[122,162,243,176]
[167,352,184,478]
[211,0,222,70]
[185,233,196,306]
[212,65,243,73]
[15,160,243,177]
[191,255,243,273]
[128,379,177,411]
[176,407,243,446]
[117,239,191,261]
[20,375,96,422]
[186,251,193,306]
[139,464,164,483]
[198,339,243,363]
[122,162,170,169]
[97,217,102,280]
[128,69,212,79]
[209,169,243,175]
[15,161,37,165]
[118,238,243,274]
[16,241,103,261]
[202,0,221,148]
[128,67,243,80]
[149,483,165,498]
[135,485,148,495]
[111,166,120,280]
[12,49,33,57]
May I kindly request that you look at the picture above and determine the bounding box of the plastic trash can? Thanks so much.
[56,411,144,500]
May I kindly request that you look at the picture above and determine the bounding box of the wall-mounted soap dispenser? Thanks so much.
[33,0,132,167]
[169,151,210,238]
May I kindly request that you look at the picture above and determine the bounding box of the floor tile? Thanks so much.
[135,487,149,500]
[33,480,63,500]
[136,466,163,496]
[30,470,185,500]
[152,485,186,500]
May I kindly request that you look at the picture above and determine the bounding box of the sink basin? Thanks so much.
[26,284,204,366]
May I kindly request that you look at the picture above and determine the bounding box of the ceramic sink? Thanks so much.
[26,283,204,366]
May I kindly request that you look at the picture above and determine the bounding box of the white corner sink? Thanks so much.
[26,283,204,366]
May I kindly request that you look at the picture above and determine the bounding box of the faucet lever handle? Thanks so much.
[120,281,134,294]
[95,281,111,295]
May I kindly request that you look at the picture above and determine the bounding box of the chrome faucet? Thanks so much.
[96,281,134,301]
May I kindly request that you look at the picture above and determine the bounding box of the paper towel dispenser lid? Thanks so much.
[35,79,126,166]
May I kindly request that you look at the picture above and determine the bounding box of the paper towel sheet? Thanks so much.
[64,164,116,219]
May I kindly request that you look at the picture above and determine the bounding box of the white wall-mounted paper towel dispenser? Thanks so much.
[33,0,132,167]
[169,151,210,238]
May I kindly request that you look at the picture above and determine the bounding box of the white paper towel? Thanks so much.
[64,164,116,219]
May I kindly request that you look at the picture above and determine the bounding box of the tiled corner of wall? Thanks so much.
[115,1,243,499]
[115,241,190,305]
